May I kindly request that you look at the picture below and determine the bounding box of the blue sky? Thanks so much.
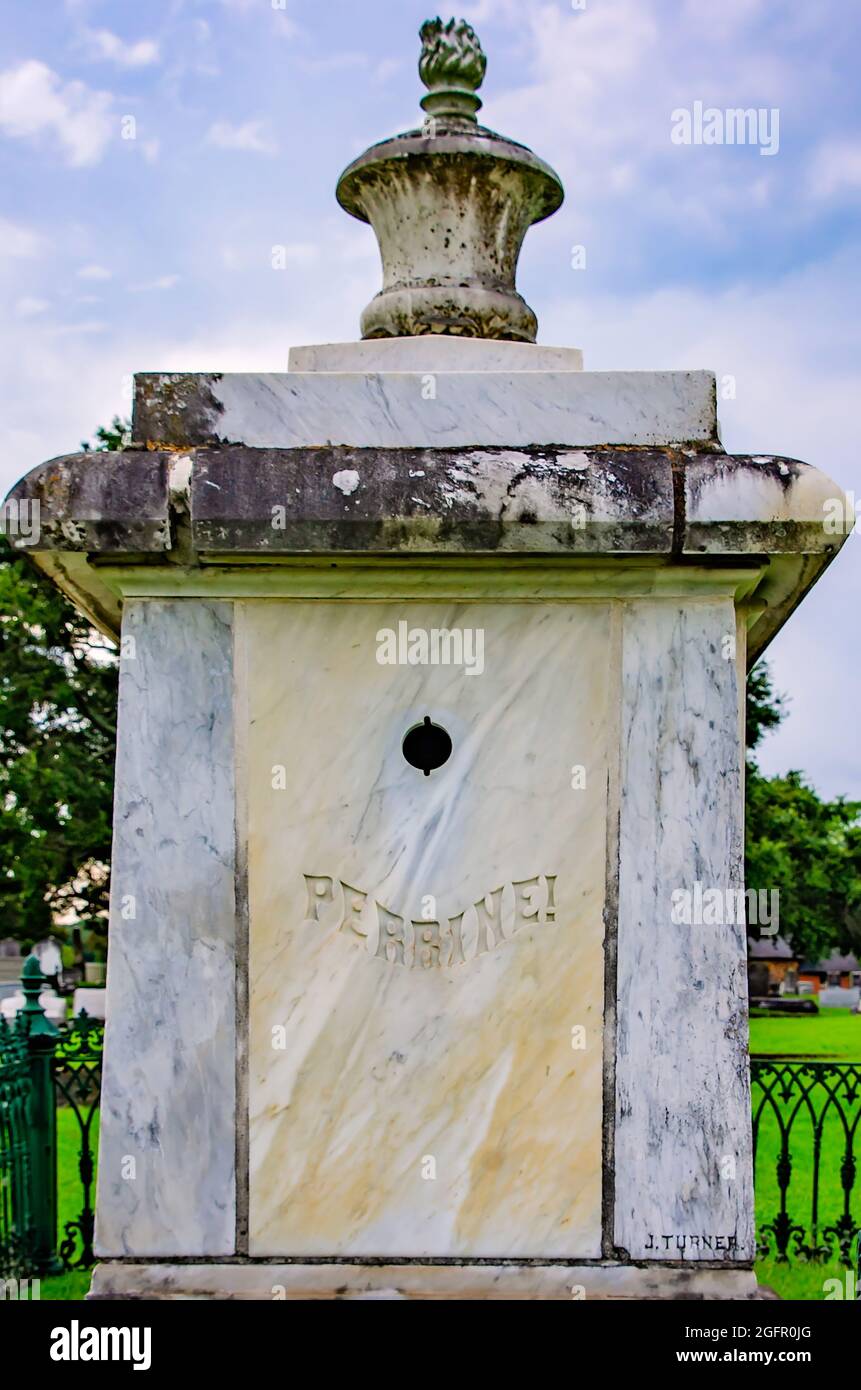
[0,0,859,797]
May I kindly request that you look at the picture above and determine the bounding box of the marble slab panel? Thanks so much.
[244,600,612,1257]
[88,1261,759,1300]
[614,599,754,1261]
[132,370,718,450]
[288,337,584,372]
[94,599,237,1257]
[683,452,853,553]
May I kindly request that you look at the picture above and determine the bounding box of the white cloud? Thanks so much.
[206,119,277,154]
[809,139,861,201]
[0,215,43,259]
[467,0,822,252]
[0,60,114,167]
[77,264,112,280]
[14,297,49,317]
[272,14,300,41]
[129,274,180,292]
[47,320,108,336]
[82,28,160,69]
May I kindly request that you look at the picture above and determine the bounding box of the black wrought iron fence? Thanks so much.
[54,1010,104,1271]
[751,1058,861,1270]
[0,957,104,1282]
[0,1013,33,1279]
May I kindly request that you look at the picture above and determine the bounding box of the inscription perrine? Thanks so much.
[303,873,557,970]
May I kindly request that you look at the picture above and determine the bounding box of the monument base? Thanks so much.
[88,1262,759,1301]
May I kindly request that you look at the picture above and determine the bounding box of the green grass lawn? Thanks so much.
[750,1005,860,1299]
[749,1006,861,1060]
[39,1106,98,1300]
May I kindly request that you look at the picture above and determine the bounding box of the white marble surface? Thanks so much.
[244,600,611,1257]
[614,599,754,1261]
[94,599,237,1257]
[138,369,718,449]
[288,337,584,373]
[684,453,854,550]
[89,1261,759,1300]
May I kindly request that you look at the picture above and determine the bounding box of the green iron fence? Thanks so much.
[0,1009,33,1279]
[751,1058,861,1272]
[0,957,104,1281]
[3,957,861,1286]
[54,1008,104,1270]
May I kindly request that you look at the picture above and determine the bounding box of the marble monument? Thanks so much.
[5,18,853,1299]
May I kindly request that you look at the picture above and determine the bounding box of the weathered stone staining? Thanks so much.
[130,368,719,450]
[5,17,855,1298]
[88,1261,760,1301]
[9,443,847,682]
[302,872,557,968]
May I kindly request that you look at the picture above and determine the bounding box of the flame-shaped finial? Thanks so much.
[419,17,487,122]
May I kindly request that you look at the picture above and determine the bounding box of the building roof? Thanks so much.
[800,951,860,975]
[748,935,797,961]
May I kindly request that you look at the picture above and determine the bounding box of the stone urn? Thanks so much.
[336,17,563,341]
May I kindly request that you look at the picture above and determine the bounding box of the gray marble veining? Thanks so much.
[94,599,237,1257]
[132,369,718,450]
[614,599,754,1262]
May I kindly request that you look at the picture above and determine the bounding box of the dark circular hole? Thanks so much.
[402,715,452,777]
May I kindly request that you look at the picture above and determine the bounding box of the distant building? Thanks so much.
[799,952,861,992]
[747,936,799,996]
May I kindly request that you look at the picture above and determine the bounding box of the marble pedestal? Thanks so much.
[5,338,851,1299]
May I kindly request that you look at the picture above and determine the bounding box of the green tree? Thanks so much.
[745,664,861,963]
[0,422,128,944]
[745,661,787,751]
[80,415,131,454]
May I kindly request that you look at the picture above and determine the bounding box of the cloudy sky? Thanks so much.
[0,0,858,797]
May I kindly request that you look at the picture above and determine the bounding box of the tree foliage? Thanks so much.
[0,424,125,944]
[745,661,787,751]
[745,664,861,963]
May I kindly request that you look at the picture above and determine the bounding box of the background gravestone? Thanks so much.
[5,18,853,1299]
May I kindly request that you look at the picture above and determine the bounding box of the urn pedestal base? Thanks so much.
[88,1261,759,1301]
